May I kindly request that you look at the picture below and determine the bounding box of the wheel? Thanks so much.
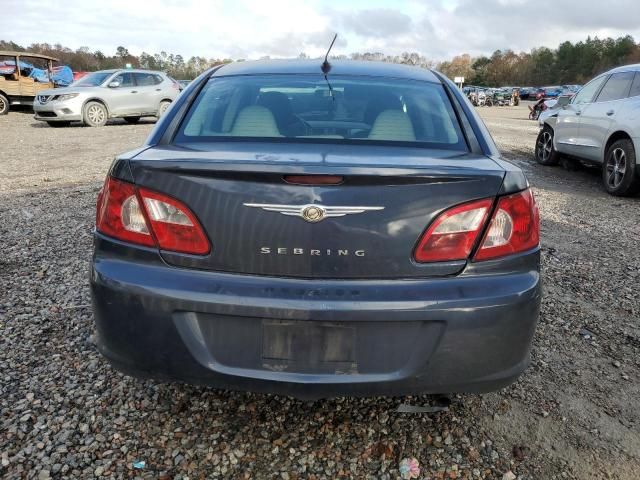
[535,126,560,166]
[602,139,639,196]
[47,121,71,128]
[157,101,171,117]
[0,93,9,115]
[124,116,140,124]
[83,101,108,127]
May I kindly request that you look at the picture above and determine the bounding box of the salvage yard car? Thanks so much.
[33,68,179,127]
[0,50,66,115]
[536,64,640,196]
[91,60,541,399]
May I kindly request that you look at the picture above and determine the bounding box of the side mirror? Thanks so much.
[108,81,120,88]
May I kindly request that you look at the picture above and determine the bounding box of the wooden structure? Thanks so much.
[0,51,59,112]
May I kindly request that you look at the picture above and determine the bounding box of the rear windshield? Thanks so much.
[175,74,467,150]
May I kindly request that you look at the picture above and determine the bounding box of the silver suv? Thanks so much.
[33,69,179,127]
[536,64,640,196]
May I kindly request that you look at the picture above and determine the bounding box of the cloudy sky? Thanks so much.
[3,0,640,61]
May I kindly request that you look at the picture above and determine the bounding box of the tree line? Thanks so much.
[2,35,639,86]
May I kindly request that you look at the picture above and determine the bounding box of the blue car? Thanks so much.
[91,60,541,399]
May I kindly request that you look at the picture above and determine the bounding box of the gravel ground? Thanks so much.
[1,105,639,479]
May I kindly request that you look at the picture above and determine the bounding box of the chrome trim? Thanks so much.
[243,203,384,223]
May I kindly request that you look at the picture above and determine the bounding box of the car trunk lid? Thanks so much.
[129,143,505,279]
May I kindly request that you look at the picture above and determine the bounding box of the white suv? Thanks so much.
[535,64,640,196]
[33,69,179,128]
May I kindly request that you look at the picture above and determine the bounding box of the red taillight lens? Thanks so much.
[414,198,493,262]
[413,189,539,263]
[474,189,539,261]
[138,187,210,255]
[95,177,210,255]
[96,177,155,247]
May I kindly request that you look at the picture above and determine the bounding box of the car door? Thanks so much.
[576,71,635,162]
[133,72,163,114]
[553,75,608,157]
[103,72,140,115]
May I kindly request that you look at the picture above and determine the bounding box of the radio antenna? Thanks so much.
[321,33,337,74]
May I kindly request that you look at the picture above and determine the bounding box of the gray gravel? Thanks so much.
[1,106,639,479]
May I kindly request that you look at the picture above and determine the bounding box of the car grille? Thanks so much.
[37,111,57,118]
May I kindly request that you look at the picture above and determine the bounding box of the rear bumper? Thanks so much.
[90,235,541,399]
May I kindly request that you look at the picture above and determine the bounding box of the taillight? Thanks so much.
[474,189,539,261]
[96,177,210,255]
[138,187,210,254]
[414,198,493,262]
[413,188,539,263]
[95,177,155,247]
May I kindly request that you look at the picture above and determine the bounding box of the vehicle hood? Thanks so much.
[36,86,102,97]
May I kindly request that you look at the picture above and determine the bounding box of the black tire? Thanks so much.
[124,116,140,124]
[602,139,640,196]
[83,101,108,127]
[535,126,560,166]
[0,93,9,115]
[157,100,171,117]
[46,121,71,128]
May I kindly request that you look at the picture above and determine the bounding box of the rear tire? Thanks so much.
[602,139,639,196]
[47,121,71,128]
[83,101,108,127]
[124,116,140,124]
[535,125,560,166]
[157,100,171,117]
[0,93,9,115]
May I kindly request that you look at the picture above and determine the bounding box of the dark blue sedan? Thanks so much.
[90,60,541,399]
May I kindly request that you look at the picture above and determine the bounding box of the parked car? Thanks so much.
[91,59,541,399]
[519,87,534,100]
[536,64,640,195]
[0,50,61,115]
[33,68,179,127]
[541,86,563,98]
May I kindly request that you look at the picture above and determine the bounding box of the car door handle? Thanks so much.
[130,90,138,94]
[606,110,615,116]
[575,110,581,116]
[155,88,161,91]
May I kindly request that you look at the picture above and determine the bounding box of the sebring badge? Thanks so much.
[243,203,384,223]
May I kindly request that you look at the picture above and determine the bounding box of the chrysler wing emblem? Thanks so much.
[243,203,384,223]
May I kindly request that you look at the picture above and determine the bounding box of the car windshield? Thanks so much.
[72,71,112,87]
[175,74,467,150]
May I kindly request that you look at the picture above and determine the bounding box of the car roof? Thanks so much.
[212,59,441,83]
[608,63,640,74]
[94,69,165,75]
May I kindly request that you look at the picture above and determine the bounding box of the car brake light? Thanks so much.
[414,198,493,262]
[96,177,210,255]
[138,187,210,254]
[95,177,155,247]
[413,188,539,263]
[474,189,539,261]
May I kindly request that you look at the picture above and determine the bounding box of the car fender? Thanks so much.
[81,97,111,117]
